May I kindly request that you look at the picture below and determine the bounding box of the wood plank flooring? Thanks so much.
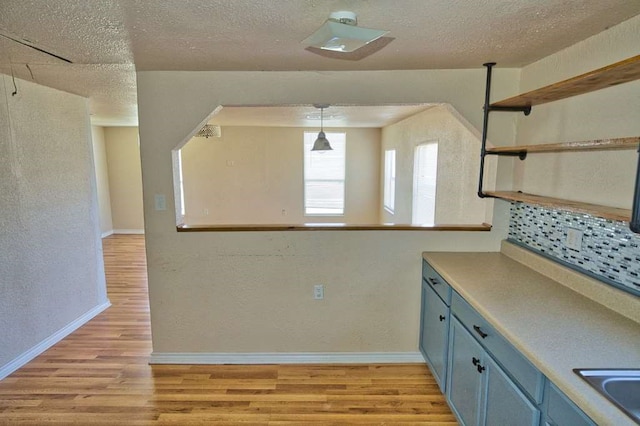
[0,234,456,425]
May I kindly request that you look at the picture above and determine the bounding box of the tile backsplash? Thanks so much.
[508,202,640,296]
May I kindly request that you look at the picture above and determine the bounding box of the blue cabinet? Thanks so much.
[420,258,595,426]
[451,291,544,404]
[483,354,540,426]
[419,279,450,392]
[422,260,452,304]
[543,381,596,426]
[447,316,540,426]
[447,317,484,425]
[420,259,452,392]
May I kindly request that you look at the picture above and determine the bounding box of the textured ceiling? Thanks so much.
[208,104,437,128]
[1,1,639,125]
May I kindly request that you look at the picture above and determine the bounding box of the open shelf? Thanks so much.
[491,55,640,109]
[486,137,640,155]
[485,191,631,222]
[479,55,640,231]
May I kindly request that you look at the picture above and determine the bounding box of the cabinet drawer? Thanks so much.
[451,291,543,403]
[544,381,595,426]
[422,259,452,305]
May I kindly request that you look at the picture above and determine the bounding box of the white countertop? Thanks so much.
[423,241,640,426]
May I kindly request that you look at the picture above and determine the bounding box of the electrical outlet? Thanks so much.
[566,228,583,251]
[313,284,324,300]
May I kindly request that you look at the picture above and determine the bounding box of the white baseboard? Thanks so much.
[149,352,424,365]
[113,229,145,234]
[0,301,111,380]
[101,230,114,238]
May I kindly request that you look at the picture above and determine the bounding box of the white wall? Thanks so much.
[104,127,145,232]
[181,126,381,225]
[0,76,108,372]
[381,105,495,225]
[91,126,114,236]
[136,69,518,356]
[512,15,640,209]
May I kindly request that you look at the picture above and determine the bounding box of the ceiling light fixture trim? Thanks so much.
[301,11,389,53]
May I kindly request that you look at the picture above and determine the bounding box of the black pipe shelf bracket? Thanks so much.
[485,150,528,160]
[478,62,530,199]
[476,56,640,234]
[488,105,532,115]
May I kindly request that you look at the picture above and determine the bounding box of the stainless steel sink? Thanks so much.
[574,368,640,424]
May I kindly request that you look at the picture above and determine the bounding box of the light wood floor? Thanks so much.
[0,234,457,425]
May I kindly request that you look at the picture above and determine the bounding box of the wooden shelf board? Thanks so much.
[177,223,492,232]
[486,191,631,222]
[486,137,640,154]
[491,55,640,108]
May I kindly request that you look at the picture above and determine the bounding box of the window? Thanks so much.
[412,142,438,225]
[303,132,346,216]
[383,150,396,213]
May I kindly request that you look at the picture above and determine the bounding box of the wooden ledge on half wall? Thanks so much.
[176,223,493,232]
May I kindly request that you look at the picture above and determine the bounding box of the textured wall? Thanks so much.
[0,76,108,368]
[181,126,380,225]
[91,126,114,235]
[104,127,145,232]
[381,104,495,225]
[512,15,640,208]
[501,17,640,303]
[137,69,518,355]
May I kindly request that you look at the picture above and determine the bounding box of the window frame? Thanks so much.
[383,149,396,214]
[303,131,347,217]
[412,141,438,225]
[177,149,186,216]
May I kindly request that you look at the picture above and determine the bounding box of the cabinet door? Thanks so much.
[544,381,596,426]
[482,355,540,426]
[447,317,484,426]
[419,281,449,392]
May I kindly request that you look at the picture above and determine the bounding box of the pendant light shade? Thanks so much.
[311,105,333,151]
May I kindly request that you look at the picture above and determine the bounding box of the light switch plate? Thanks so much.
[566,227,583,251]
[154,194,167,211]
[313,284,324,300]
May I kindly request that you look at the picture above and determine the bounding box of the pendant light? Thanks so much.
[311,104,332,151]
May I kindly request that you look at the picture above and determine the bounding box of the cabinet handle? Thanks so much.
[428,277,440,285]
[439,315,446,322]
[473,325,488,339]
[472,357,480,366]
[477,364,486,374]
